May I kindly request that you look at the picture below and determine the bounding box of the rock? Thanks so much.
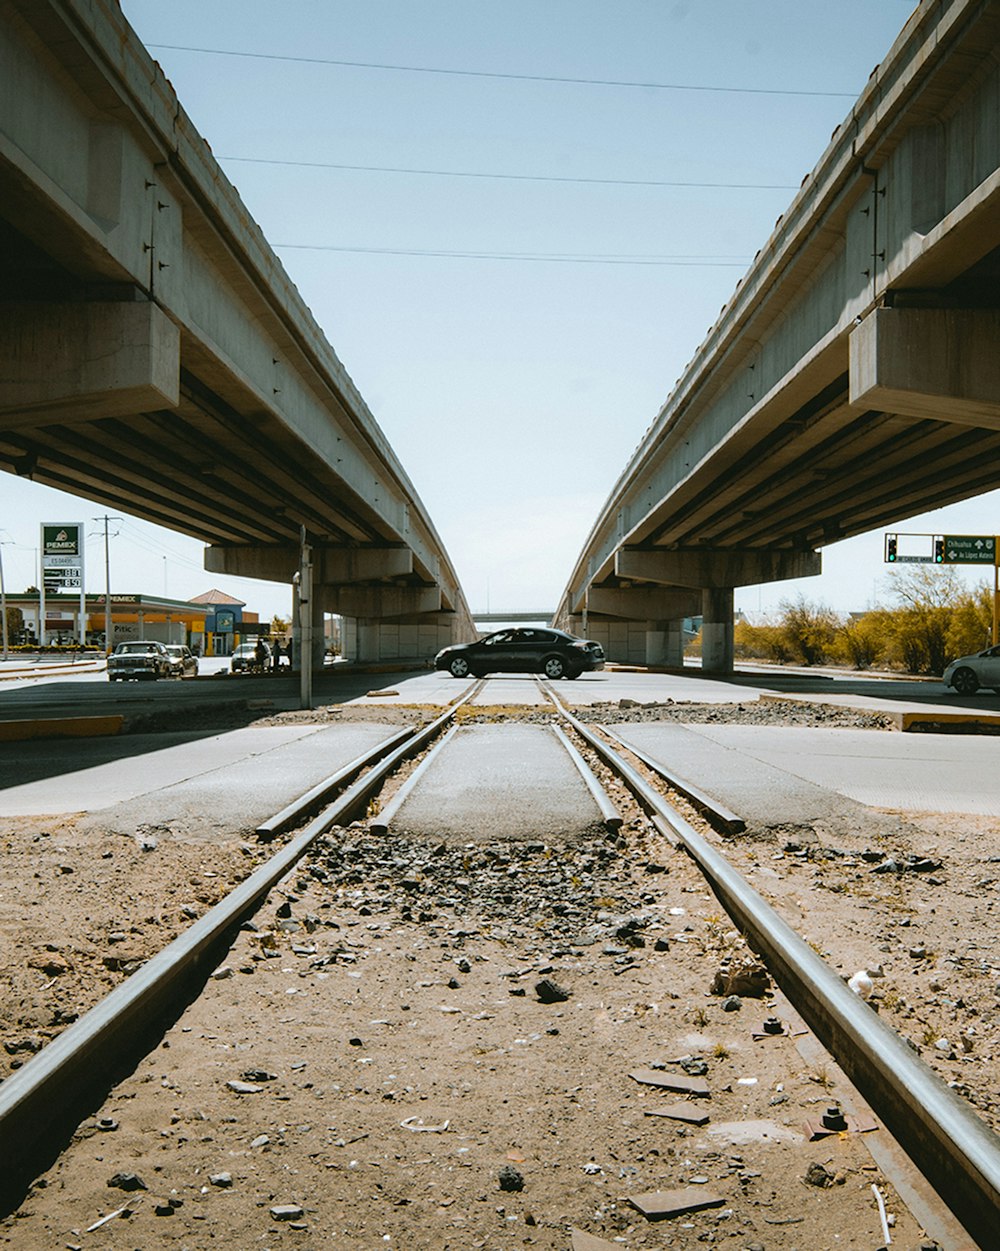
[498,1165,525,1192]
[226,1080,262,1094]
[711,957,770,998]
[270,1204,305,1221]
[535,978,571,1003]
[804,1162,834,1188]
[3,1037,43,1056]
[721,995,742,1012]
[107,1172,147,1192]
[209,1172,233,1187]
[241,1068,276,1082]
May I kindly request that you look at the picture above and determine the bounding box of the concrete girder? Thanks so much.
[0,302,180,427]
[586,586,700,620]
[616,546,821,589]
[325,586,442,619]
[850,308,1000,429]
[206,544,414,585]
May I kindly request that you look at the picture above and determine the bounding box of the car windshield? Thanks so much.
[117,643,153,653]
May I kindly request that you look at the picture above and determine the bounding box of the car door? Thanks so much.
[479,630,518,673]
[503,629,542,672]
[976,644,1000,687]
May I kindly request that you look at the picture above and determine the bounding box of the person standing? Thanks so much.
[272,638,283,673]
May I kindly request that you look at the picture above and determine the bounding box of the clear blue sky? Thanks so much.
[9,1,992,621]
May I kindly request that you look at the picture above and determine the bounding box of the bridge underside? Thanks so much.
[0,2,473,664]
[558,2,1000,672]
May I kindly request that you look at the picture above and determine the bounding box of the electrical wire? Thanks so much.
[272,243,750,266]
[220,154,799,192]
[147,43,858,99]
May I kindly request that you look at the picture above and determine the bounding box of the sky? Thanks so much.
[7,0,997,623]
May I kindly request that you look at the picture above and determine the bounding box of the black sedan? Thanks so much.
[435,627,605,680]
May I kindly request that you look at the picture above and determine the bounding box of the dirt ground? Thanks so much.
[1,699,996,1249]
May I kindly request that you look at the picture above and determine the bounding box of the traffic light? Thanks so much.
[934,538,944,563]
[886,534,897,562]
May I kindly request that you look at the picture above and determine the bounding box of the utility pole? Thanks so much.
[297,524,313,711]
[0,537,10,662]
[94,515,122,655]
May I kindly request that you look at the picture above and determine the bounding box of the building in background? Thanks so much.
[9,589,260,652]
[187,589,259,657]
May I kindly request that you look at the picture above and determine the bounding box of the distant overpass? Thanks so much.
[473,612,555,624]
[0,0,474,663]
[556,0,1000,672]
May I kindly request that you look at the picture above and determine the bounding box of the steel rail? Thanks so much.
[549,723,622,831]
[369,724,459,834]
[546,689,1000,1249]
[601,723,745,833]
[256,724,415,840]
[0,684,481,1195]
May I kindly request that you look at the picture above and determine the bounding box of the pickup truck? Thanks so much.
[107,640,172,681]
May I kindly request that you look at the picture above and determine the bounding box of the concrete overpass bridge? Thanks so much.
[0,0,474,664]
[556,0,1000,672]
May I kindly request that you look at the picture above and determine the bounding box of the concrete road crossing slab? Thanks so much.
[380,723,610,840]
[612,723,1000,818]
[0,722,404,821]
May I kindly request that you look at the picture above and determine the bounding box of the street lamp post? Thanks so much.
[0,540,9,662]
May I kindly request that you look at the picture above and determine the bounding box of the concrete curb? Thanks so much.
[0,716,124,742]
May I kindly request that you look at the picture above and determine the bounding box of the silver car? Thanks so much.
[942,644,1000,695]
[164,644,199,678]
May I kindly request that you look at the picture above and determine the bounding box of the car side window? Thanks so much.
[485,631,514,646]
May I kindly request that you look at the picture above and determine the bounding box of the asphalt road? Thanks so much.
[2,660,998,826]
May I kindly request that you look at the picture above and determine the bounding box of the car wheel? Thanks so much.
[951,666,979,695]
[564,668,581,680]
[449,655,472,678]
[542,655,566,679]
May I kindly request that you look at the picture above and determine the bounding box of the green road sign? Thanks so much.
[942,535,996,564]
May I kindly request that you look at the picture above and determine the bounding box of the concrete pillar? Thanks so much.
[701,588,734,675]
[646,619,685,668]
[292,588,325,669]
[355,618,381,663]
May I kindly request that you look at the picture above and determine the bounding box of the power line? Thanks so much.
[272,243,750,266]
[147,43,857,99]
[221,154,798,192]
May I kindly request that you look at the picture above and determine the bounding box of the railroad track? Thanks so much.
[1,679,998,1247]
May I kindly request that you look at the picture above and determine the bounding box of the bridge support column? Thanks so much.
[646,620,685,668]
[701,588,734,675]
[350,614,456,665]
[292,587,326,671]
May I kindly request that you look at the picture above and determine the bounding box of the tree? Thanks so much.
[885,566,964,674]
[833,612,884,670]
[4,605,23,639]
[777,596,841,665]
[946,581,993,659]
